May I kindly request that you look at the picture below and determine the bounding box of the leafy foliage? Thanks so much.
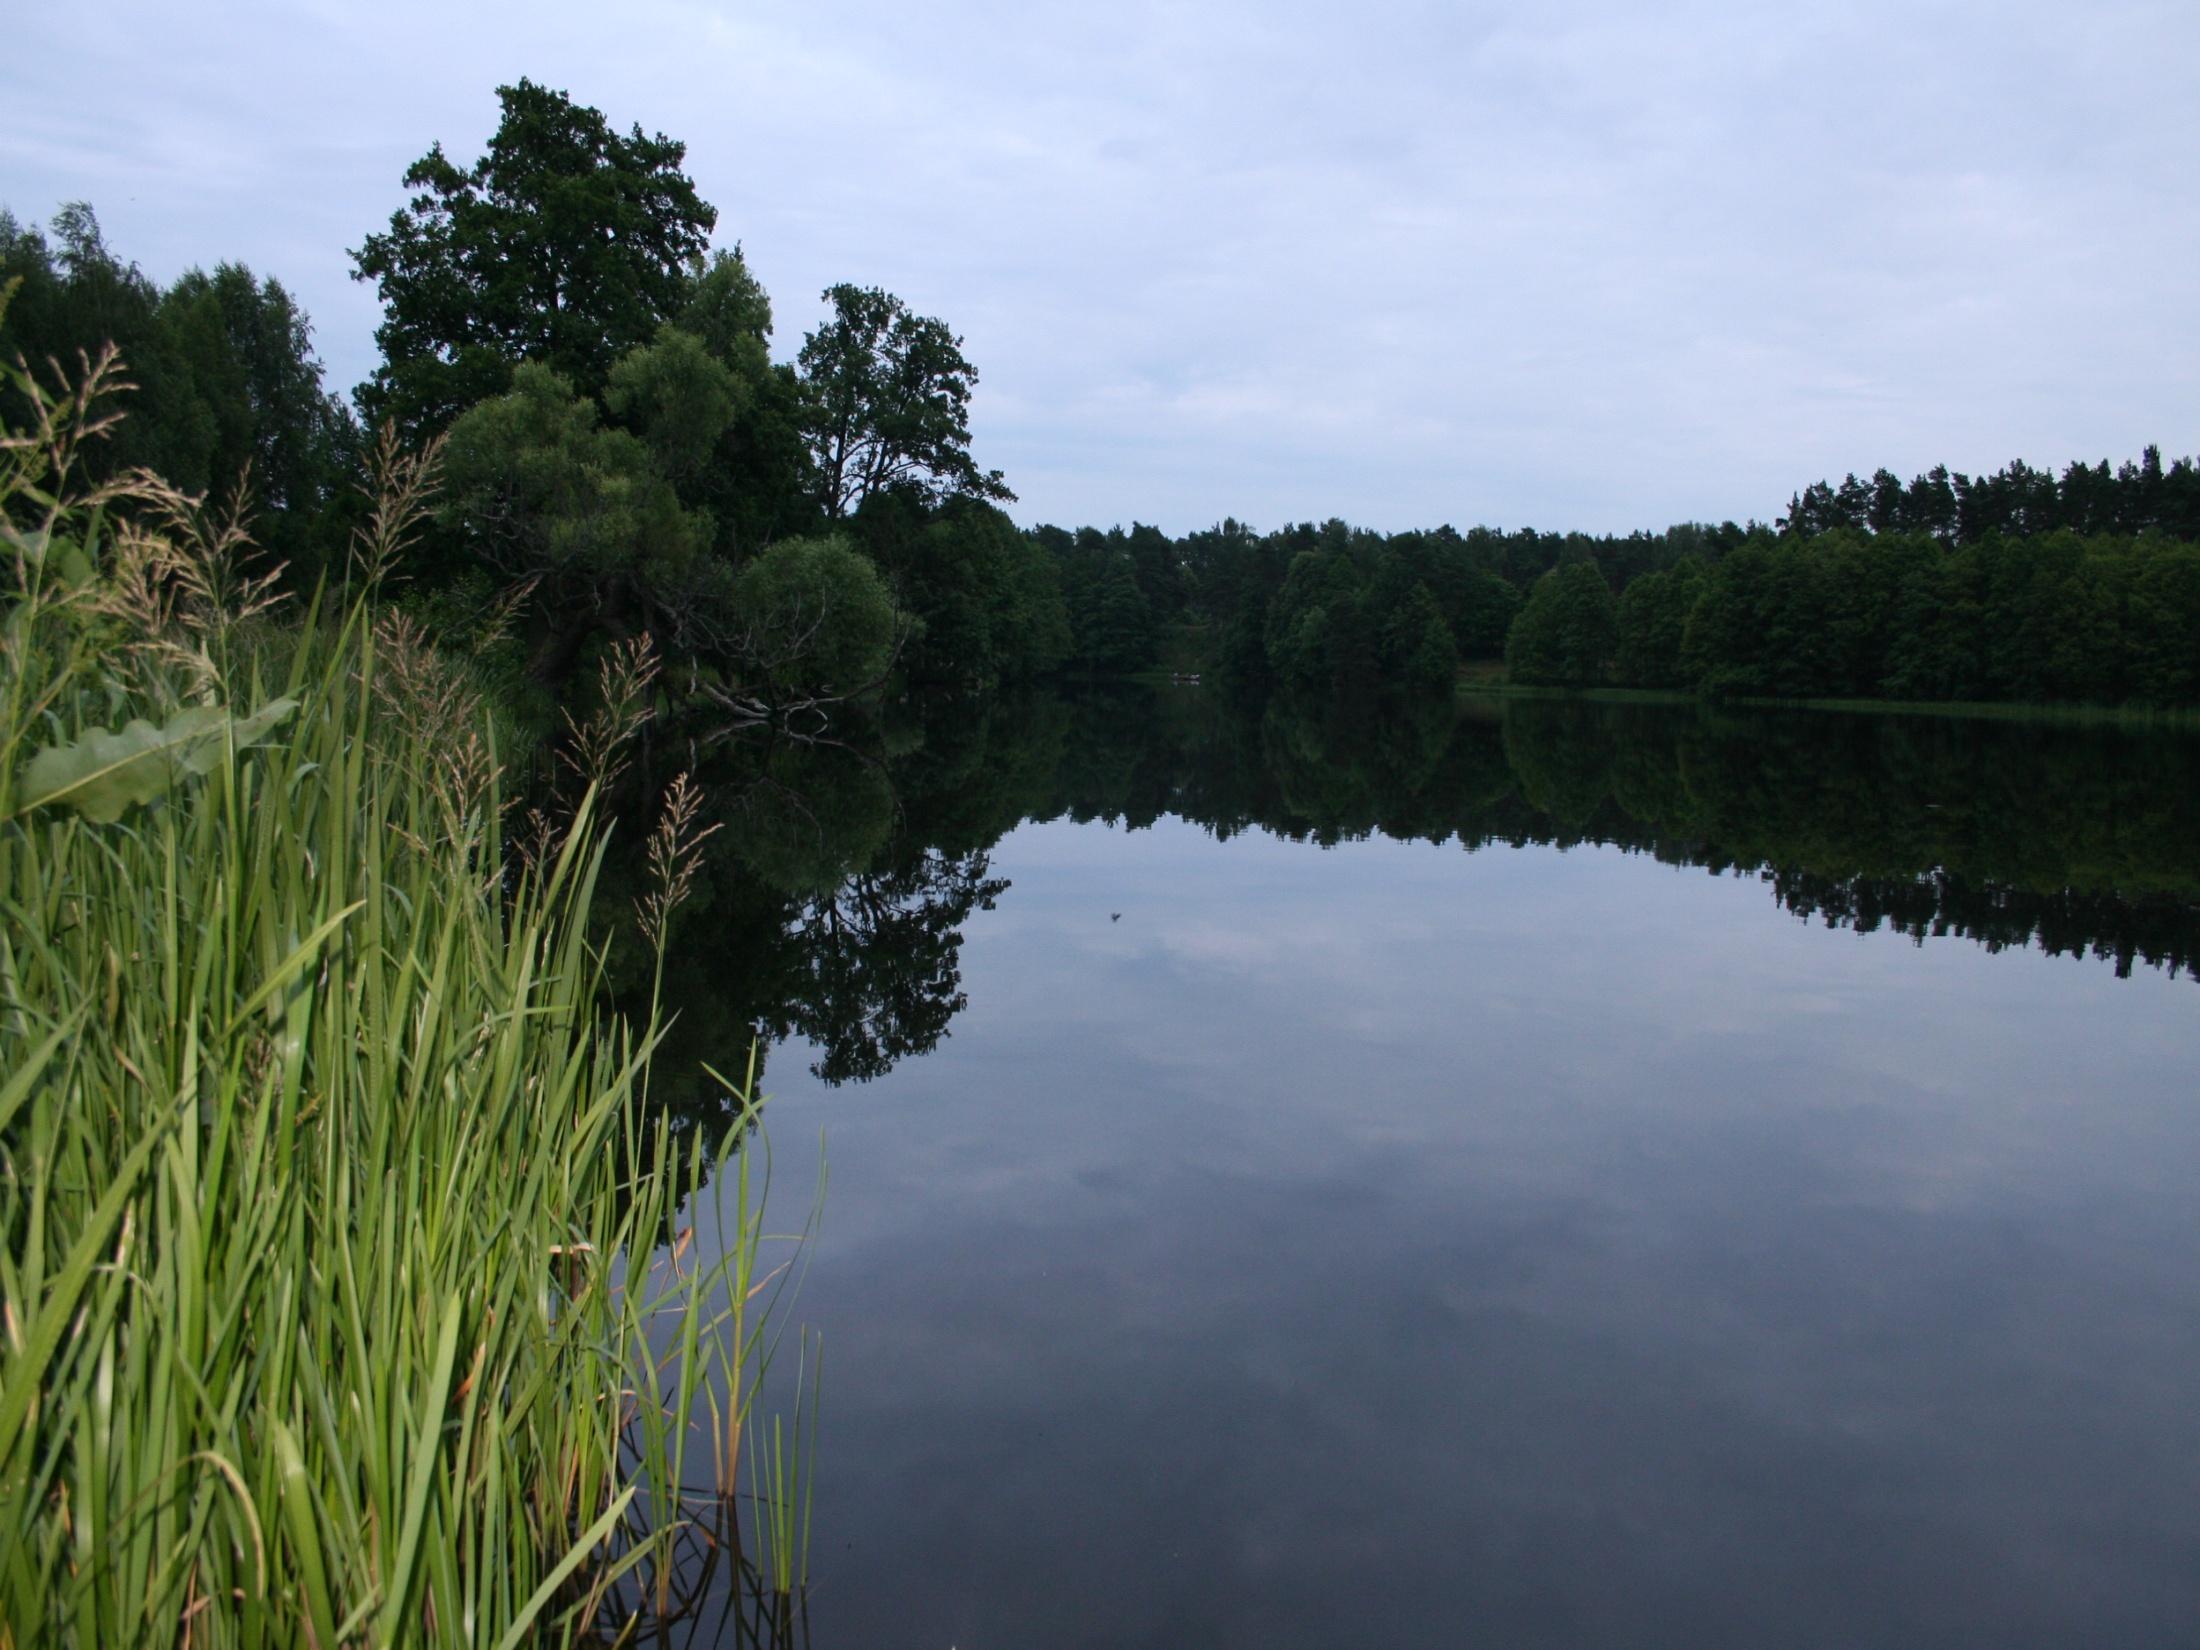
[1646,529,2200,705]
[1613,557,1702,688]
[439,360,722,667]
[730,533,900,701]
[798,283,1012,519]
[13,696,295,821]
[1506,560,1616,686]
[352,79,717,435]
[851,493,1070,687]
[0,205,357,578]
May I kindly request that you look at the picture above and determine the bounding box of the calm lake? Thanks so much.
[659,694,2200,1647]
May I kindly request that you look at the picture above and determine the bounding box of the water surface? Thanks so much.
[666,697,2200,1647]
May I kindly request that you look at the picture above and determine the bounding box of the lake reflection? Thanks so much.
[663,697,2200,1647]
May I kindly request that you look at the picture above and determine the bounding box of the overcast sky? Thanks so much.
[5,0,2196,533]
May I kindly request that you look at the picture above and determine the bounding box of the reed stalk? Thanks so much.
[0,324,810,1647]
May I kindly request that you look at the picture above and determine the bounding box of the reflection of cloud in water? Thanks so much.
[675,692,2200,1648]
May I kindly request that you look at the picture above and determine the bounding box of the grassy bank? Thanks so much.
[0,348,809,1646]
[1456,677,2200,729]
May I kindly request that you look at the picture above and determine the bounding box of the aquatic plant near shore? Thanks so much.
[0,322,813,1647]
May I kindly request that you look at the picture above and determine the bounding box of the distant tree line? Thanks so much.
[1020,516,1542,702]
[1780,451,2200,544]
[1032,449,2200,709]
[1499,450,2200,703]
[0,204,357,578]
[1602,526,2200,704]
[7,79,2198,717]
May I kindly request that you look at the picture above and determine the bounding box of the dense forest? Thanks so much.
[5,78,2199,728]
[1039,455,2200,708]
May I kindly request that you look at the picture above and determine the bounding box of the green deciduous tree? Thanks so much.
[1613,558,1703,688]
[1086,555,1156,677]
[729,534,900,704]
[1264,544,1369,698]
[353,79,716,435]
[1380,579,1461,697]
[797,284,1011,520]
[851,495,1070,688]
[440,361,720,677]
[669,250,819,554]
[603,323,745,482]
[1506,561,1616,686]
[2125,541,2200,704]
[1449,569,1522,659]
[1,206,355,571]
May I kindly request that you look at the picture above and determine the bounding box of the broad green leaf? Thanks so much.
[13,697,298,823]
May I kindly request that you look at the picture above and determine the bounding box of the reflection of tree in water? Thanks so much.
[1258,693,1457,842]
[720,721,1013,1084]
[775,846,1006,1084]
[626,687,2200,1160]
[1034,685,2200,987]
[1052,689,2200,983]
[723,744,897,897]
[625,725,1012,1143]
[1770,867,2200,979]
[1499,700,1619,829]
[1487,702,2200,980]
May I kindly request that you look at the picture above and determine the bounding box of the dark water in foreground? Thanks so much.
[656,695,2200,1648]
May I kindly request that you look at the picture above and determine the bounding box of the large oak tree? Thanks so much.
[352,80,716,437]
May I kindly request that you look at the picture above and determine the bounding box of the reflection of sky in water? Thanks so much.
[739,819,2200,1649]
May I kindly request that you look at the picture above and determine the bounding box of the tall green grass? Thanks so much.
[0,331,812,1646]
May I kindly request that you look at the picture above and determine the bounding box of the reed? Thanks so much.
[0,323,809,1647]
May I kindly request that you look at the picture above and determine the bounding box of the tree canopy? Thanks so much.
[19,89,2200,724]
[352,79,716,436]
[798,283,1011,520]
[1506,561,1617,687]
[0,203,356,576]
